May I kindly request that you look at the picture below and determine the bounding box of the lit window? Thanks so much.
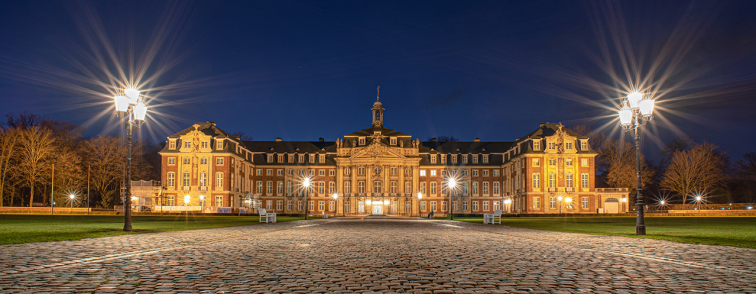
[566,159,573,166]
[566,142,573,150]
[533,158,540,167]
[201,141,208,149]
[359,137,365,145]
[420,170,426,177]
[168,157,175,165]
[581,158,589,167]
[532,173,540,188]
[216,158,224,165]
[185,142,191,149]
[581,141,588,150]
[169,140,176,149]
[533,141,540,150]
[390,137,397,145]
[216,172,224,187]
[430,170,436,176]
[549,142,555,150]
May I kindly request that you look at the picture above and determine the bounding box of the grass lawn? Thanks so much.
[0,214,307,245]
[442,216,756,249]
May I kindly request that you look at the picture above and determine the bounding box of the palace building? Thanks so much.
[158,97,629,216]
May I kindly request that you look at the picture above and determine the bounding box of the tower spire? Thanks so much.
[377,86,380,101]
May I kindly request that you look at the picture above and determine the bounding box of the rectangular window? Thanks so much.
[216,158,224,165]
[442,201,447,211]
[288,181,293,194]
[299,154,305,162]
[329,182,335,194]
[405,202,411,214]
[430,182,437,194]
[430,170,436,176]
[463,201,468,211]
[566,159,573,166]
[493,182,500,194]
[309,201,314,211]
[257,169,263,176]
[373,181,382,193]
[472,155,478,164]
[533,141,540,150]
[581,158,589,167]
[277,169,284,176]
[169,140,176,149]
[277,181,284,194]
[278,154,284,162]
[549,159,556,166]
[483,170,489,176]
[168,157,175,165]
[183,158,190,165]
[167,195,174,206]
[566,142,573,150]
[359,167,365,175]
[550,197,556,209]
[533,158,540,167]
[581,141,588,150]
[183,172,190,187]
[199,172,207,187]
[390,137,397,145]
[532,173,540,188]
[215,196,223,207]
[462,182,468,195]
[420,201,426,211]
[345,181,351,194]
[462,156,468,164]
[549,142,555,150]
[421,182,427,193]
[358,181,365,193]
[359,137,365,145]
[472,170,478,176]
[256,181,263,194]
[319,201,325,211]
[266,169,273,176]
[288,201,293,211]
[582,197,589,209]
[483,182,489,195]
[329,170,335,176]
[319,181,325,194]
[420,170,426,176]
[216,172,224,188]
[473,201,479,211]
[405,181,411,194]
[267,154,273,162]
[452,155,457,164]
[483,155,489,163]
[309,170,315,176]
[266,200,272,210]
[566,173,573,187]
[309,154,316,163]
[277,200,283,211]
[184,141,191,149]
[298,201,303,211]
[319,170,325,176]
[441,155,446,164]
[581,174,589,189]
[266,181,273,194]
[390,181,397,193]
[534,197,541,209]
[319,154,325,163]
[167,172,175,187]
[390,167,397,175]
[483,201,489,211]
[200,158,207,165]
[430,155,437,164]
[430,201,437,211]
[289,154,294,163]
[472,182,479,195]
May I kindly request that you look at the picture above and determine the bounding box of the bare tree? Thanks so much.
[17,126,55,207]
[426,136,459,143]
[0,127,20,206]
[232,131,253,141]
[661,142,726,203]
[599,139,654,198]
[81,135,126,208]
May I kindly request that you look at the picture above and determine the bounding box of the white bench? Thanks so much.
[322,213,329,219]
[259,208,276,223]
[483,210,502,224]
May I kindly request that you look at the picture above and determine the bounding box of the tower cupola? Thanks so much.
[372,86,384,128]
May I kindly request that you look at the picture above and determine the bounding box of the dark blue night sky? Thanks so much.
[1,1,755,162]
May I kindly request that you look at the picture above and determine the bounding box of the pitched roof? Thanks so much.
[241,141,337,153]
[419,141,515,154]
[167,122,237,140]
[344,126,411,137]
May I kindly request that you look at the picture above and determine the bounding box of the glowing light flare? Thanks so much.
[383,200,389,205]
[448,178,456,188]
[557,196,563,201]
[618,106,633,126]
[417,192,422,199]
[114,96,129,112]
[184,195,190,204]
[504,199,511,205]
[366,200,372,205]
[332,193,338,200]
[639,99,655,117]
[660,200,665,205]
[627,92,643,109]
[199,195,205,200]
[125,88,140,102]
[69,194,76,199]
[565,197,573,204]
[134,102,148,121]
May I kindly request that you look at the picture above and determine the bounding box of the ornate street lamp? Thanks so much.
[618,91,655,235]
[557,196,563,214]
[417,192,422,217]
[303,177,311,220]
[333,192,340,217]
[504,199,512,213]
[447,178,456,220]
[113,88,148,231]
[69,194,76,212]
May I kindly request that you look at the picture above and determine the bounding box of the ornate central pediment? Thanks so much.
[350,141,405,159]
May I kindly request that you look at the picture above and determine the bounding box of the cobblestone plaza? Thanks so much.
[1,218,755,293]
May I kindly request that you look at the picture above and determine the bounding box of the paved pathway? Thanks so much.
[1,217,755,293]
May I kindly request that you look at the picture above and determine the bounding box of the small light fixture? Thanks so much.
[184,195,191,204]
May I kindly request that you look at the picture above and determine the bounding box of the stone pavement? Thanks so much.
[1,217,755,293]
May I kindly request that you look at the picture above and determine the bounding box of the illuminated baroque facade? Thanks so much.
[159,99,629,215]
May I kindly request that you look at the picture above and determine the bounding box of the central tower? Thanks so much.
[372,86,384,128]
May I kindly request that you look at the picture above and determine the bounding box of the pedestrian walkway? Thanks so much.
[0,218,754,292]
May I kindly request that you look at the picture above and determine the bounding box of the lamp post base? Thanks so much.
[636,225,646,235]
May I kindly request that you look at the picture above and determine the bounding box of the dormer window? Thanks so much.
[319,154,325,163]
[390,137,397,145]
[452,155,458,164]
[548,142,555,150]
[169,140,176,149]
[441,155,446,164]
[278,154,284,162]
[430,155,437,164]
[288,154,294,163]
[581,140,588,150]
[359,137,366,145]
[184,141,191,149]
[309,154,315,163]
[472,155,478,164]
[216,139,224,150]
[566,142,573,150]
[299,154,305,162]
[533,140,540,150]
[483,155,489,163]
[462,155,468,164]
[267,154,274,163]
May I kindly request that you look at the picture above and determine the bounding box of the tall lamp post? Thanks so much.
[447,178,456,220]
[417,192,422,217]
[504,199,511,213]
[69,194,76,212]
[333,192,339,217]
[618,91,655,235]
[113,88,148,232]
[303,178,311,220]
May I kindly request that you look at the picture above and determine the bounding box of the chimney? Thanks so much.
[474,138,480,142]
[539,122,548,127]
[275,137,282,142]
[319,137,324,142]
[208,121,216,126]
